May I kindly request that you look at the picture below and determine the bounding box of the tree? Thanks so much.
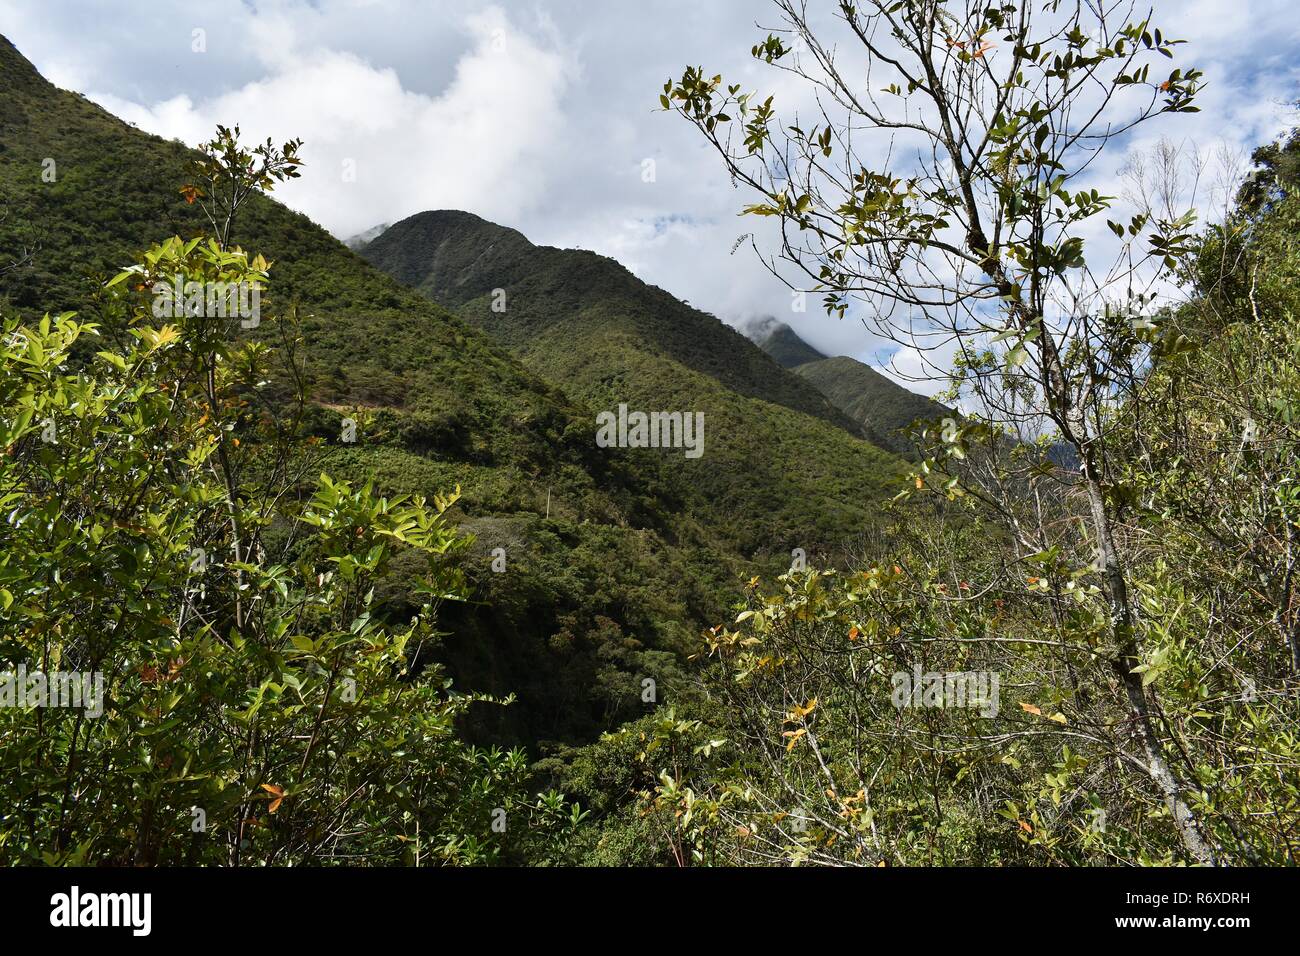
[665,0,1219,862]
[179,124,303,250]
[0,127,580,865]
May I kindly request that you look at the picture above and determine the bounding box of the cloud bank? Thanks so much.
[3,0,1296,391]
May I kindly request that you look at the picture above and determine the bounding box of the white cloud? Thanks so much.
[82,5,572,238]
[2,0,1296,390]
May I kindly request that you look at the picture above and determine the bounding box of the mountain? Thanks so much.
[749,321,951,457]
[364,211,861,431]
[793,356,953,456]
[344,221,390,250]
[0,34,726,743]
[0,35,906,745]
[746,316,828,368]
[361,210,906,557]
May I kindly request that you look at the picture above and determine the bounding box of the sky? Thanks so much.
[2,0,1297,392]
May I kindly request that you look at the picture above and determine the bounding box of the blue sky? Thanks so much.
[3,0,1297,389]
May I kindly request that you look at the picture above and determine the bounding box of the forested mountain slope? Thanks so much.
[793,356,952,457]
[0,34,727,743]
[750,321,951,456]
[0,35,903,745]
[363,210,907,556]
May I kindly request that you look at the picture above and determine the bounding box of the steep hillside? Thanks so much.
[0,34,912,747]
[364,212,861,426]
[750,321,951,456]
[794,356,952,457]
[749,317,828,368]
[362,210,907,556]
[0,34,734,744]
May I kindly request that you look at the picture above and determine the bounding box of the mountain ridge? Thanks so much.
[365,209,864,433]
[361,209,910,557]
[0,33,731,743]
[0,33,910,746]
[748,320,952,456]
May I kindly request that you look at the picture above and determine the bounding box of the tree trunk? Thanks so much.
[1079,443,1220,866]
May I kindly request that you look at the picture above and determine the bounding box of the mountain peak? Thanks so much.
[362,209,535,296]
[745,318,828,369]
[0,34,52,95]
[391,209,533,247]
[361,214,874,435]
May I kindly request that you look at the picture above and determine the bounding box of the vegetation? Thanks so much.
[362,209,909,557]
[639,0,1299,865]
[0,134,589,864]
[2,0,1298,866]
[0,35,731,746]
[749,320,954,456]
[793,356,952,456]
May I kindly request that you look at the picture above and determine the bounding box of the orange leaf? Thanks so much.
[1019,702,1042,716]
[261,782,285,812]
[788,697,819,719]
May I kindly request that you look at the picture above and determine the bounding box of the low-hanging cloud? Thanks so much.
[85,6,572,239]
[3,0,1296,391]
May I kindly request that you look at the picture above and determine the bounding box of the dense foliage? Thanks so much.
[0,227,592,863]
[2,6,1297,866]
[0,35,738,746]
[551,135,1300,865]
[623,0,1300,866]
[362,210,908,557]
